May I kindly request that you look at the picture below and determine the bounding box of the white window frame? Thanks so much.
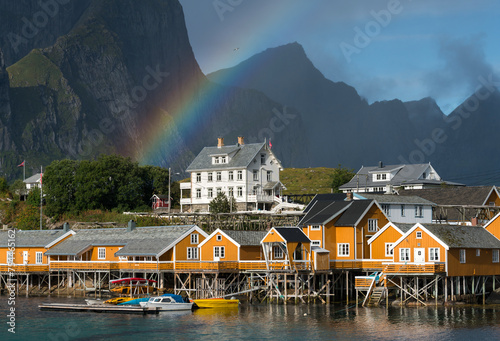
[415,205,423,218]
[401,205,405,217]
[253,170,258,181]
[196,173,201,182]
[337,243,349,257]
[429,248,440,261]
[196,188,201,198]
[214,156,219,164]
[237,187,243,197]
[221,156,227,164]
[261,154,266,165]
[237,170,243,181]
[98,247,106,260]
[190,233,199,244]
[311,225,321,230]
[385,243,394,257]
[267,171,272,182]
[460,249,466,263]
[493,250,499,263]
[228,171,234,181]
[207,188,213,198]
[36,252,43,264]
[216,171,222,181]
[416,231,422,239]
[273,246,284,259]
[216,235,222,241]
[187,247,199,260]
[208,172,213,182]
[311,240,321,247]
[368,219,378,233]
[382,204,390,216]
[216,187,222,195]
[214,246,225,259]
[400,248,410,262]
[228,187,234,197]
[476,249,481,257]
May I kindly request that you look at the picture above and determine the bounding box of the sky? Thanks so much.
[179,0,500,114]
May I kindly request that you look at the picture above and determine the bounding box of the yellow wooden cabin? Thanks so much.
[198,229,268,271]
[484,212,500,240]
[261,227,312,271]
[300,199,389,270]
[389,223,500,277]
[367,222,413,260]
[0,228,74,273]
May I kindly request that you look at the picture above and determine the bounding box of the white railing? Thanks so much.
[180,183,191,190]
[180,198,192,205]
[248,194,274,203]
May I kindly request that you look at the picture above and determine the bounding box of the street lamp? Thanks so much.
[168,168,181,215]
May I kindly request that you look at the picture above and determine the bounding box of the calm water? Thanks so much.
[2,296,500,340]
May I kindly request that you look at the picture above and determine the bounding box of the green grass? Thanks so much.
[281,167,337,195]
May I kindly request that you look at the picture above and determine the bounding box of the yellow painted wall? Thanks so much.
[240,246,262,260]
[89,245,125,261]
[262,229,285,243]
[486,216,500,240]
[392,227,445,262]
[303,225,323,247]
[200,232,239,261]
[486,191,500,206]
[447,248,500,276]
[357,204,389,259]
[370,226,403,260]
[159,249,174,262]
[174,231,206,261]
[1,247,48,264]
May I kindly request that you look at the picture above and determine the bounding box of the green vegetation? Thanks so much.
[209,193,236,214]
[281,166,355,195]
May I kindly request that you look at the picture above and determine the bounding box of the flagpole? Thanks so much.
[40,166,43,230]
[23,160,25,181]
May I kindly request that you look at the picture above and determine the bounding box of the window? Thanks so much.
[422,172,426,179]
[311,225,321,230]
[221,156,227,164]
[415,205,423,218]
[274,246,284,259]
[216,235,222,241]
[382,204,390,216]
[237,170,243,181]
[376,174,381,180]
[416,231,422,239]
[267,171,272,182]
[493,250,499,263]
[228,187,234,197]
[229,171,234,181]
[216,188,222,195]
[208,172,213,182]
[237,187,243,197]
[261,154,266,165]
[338,243,349,257]
[385,243,394,257]
[400,248,410,261]
[460,249,466,263]
[214,156,219,164]
[196,188,201,198]
[253,170,258,181]
[216,171,222,181]
[311,240,321,247]
[376,173,387,180]
[429,248,440,261]
[368,219,378,232]
[476,249,481,257]
[214,246,225,259]
[196,173,201,182]
[98,248,106,260]
[190,234,199,244]
[490,202,495,207]
[187,247,198,260]
[207,188,213,198]
[401,205,405,217]
[36,252,43,264]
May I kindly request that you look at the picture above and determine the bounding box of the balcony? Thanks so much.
[383,262,446,274]
[180,183,191,190]
[247,194,274,203]
[0,264,49,273]
[180,198,192,205]
[330,259,385,271]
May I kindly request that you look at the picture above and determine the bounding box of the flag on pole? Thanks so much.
[269,139,272,149]
[17,161,25,167]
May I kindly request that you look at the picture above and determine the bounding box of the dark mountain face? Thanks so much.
[0,0,308,180]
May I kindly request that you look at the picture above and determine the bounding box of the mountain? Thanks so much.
[0,0,308,180]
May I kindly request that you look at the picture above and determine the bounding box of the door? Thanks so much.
[23,251,29,265]
[414,248,425,263]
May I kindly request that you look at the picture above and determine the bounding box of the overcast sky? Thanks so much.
[179,0,500,114]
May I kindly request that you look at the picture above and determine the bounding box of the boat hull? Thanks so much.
[194,299,239,308]
[139,302,193,311]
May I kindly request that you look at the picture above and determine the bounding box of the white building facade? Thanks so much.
[181,137,285,212]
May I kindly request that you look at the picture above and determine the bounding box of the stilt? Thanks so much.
[294,273,298,304]
[400,277,403,305]
[445,277,448,303]
[346,271,349,305]
[483,277,486,305]
[435,276,438,306]
[326,274,330,304]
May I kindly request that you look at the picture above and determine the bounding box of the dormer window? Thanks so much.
[214,156,219,164]
[374,173,388,182]
[221,156,227,164]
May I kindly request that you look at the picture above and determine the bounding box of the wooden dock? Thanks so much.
[38,303,159,314]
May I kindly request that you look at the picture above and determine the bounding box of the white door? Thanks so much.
[414,248,425,263]
[23,251,29,265]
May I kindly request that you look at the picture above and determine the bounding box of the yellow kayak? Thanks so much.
[194,298,239,308]
[104,297,135,305]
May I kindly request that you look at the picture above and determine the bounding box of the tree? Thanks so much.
[331,164,355,193]
[43,159,78,217]
[0,177,8,193]
[26,187,41,208]
[209,193,236,214]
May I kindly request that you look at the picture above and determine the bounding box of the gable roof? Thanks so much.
[222,230,267,246]
[0,229,70,248]
[303,193,347,213]
[24,173,42,184]
[273,227,310,243]
[334,200,377,227]
[398,186,495,206]
[367,222,414,245]
[45,225,198,257]
[299,200,351,226]
[394,223,500,250]
[356,193,435,205]
[186,142,281,172]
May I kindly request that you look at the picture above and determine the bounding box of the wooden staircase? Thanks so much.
[366,287,385,307]
[362,272,387,307]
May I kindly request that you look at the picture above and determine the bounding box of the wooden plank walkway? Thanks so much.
[38,303,159,314]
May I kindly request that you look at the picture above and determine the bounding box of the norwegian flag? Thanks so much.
[17,161,25,167]
[269,139,272,149]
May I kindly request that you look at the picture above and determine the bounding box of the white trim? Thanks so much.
[199,228,241,248]
[156,225,209,258]
[45,230,76,249]
[337,243,350,257]
[482,186,500,206]
[385,243,394,257]
[484,211,500,230]
[352,200,389,228]
[367,222,404,245]
[391,223,449,251]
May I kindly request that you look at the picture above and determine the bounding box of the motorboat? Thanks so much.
[139,294,193,311]
[193,298,239,309]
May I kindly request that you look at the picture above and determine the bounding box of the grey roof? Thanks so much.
[392,223,414,233]
[421,224,500,249]
[303,193,347,213]
[0,229,67,247]
[339,163,463,190]
[274,227,310,243]
[45,226,196,257]
[299,201,351,226]
[358,194,436,205]
[399,186,495,206]
[186,142,273,172]
[24,173,41,184]
[334,200,374,226]
[222,230,267,246]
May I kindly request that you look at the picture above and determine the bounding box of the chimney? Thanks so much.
[237,136,245,145]
[63,222,70,233]
[346,192,353,201]
[471,217,479,226]
[127,220,136,232]
[379,161,383,168]
[217,137,224,148]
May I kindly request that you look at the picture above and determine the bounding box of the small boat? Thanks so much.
[110,278,158,296]
[104,297,136,305]
[85,299,104,306]
[193,298,239,309]
[139,294,193,311]
[117,297,150,306]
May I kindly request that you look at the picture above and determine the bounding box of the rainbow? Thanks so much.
[135,3,312,167]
